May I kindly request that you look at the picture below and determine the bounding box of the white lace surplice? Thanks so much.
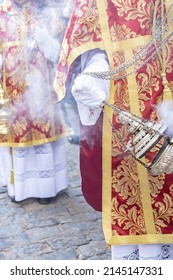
[112,244,173,260]
[0,138,68,201]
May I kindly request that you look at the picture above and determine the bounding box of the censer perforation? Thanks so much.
[103,101,173,175]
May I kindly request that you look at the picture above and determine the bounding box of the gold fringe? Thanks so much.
[162,87,173,101]
[161,72,173,101]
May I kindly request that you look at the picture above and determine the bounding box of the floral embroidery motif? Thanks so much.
[110,23,136,41]
[112,0,153,29]
[137,58,161,112]
[112,197,146,235]
[112,125,129,157]
[148,173,165,197]
[153,194,173,233]
[68,1,101,49]
[112,156,142,207]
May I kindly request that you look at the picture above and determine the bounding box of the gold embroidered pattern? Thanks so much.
[110,23,136,42]
[137,59,161,112]
[112,126,129,157]
[69,1,101,48]
[153,193,173,233]
[148,173,165,197]
[112,0,153,29]
[112,156,142,207]
[112,197,146,235]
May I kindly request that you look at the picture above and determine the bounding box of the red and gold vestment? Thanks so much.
[55,0,173,245]
[0,0,65,147]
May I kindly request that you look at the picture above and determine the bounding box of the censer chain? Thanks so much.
[102,101,170,171]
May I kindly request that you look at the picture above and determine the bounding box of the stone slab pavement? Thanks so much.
[0,140,111,260]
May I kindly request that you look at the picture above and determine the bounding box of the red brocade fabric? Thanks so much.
[80,115,103,211]
[55,0,173,245]
[0,1,65,147]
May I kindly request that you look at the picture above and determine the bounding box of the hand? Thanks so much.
[34,28,60,62]
[72,75,106,108]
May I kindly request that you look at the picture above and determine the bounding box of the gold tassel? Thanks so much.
[163,87,173,101]
[10,147,14,184]
[161,72,173,101]
[10,169,14,184]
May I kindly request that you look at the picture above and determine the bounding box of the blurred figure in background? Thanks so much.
[0,0,68,204]
[60,0,80,145]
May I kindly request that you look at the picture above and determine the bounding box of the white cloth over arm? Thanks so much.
[72,49,110,125]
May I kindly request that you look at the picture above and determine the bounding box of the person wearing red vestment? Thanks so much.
[55,0,173,259]
[0,0,69,204]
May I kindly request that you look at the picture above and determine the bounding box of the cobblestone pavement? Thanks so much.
[0,139,111,260]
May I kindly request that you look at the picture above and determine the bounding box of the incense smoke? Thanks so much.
[158,100,173,137]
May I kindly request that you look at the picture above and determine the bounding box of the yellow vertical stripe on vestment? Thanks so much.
[124,48,156,234]
[96,0,114,243]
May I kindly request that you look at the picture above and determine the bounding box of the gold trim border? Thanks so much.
[107,233,173,245]
[125,48,156,234]
[97,1,157,244]
[0,132,67,148]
